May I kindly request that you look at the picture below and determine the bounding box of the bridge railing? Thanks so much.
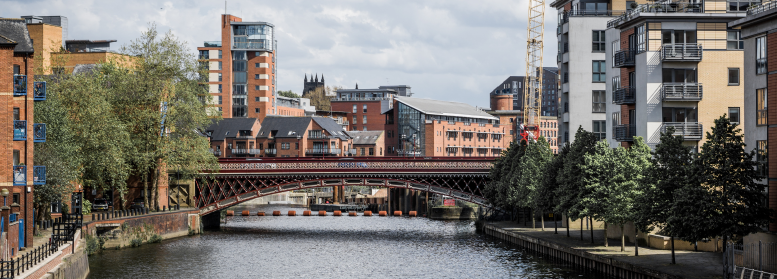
[214,157,496,172]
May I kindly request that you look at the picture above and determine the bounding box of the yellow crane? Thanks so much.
[520,0,546,143]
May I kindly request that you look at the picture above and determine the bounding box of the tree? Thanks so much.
[486,141,526,210]
[695,115,771,242]
[538,144,568,234]
[616,137,652,253]
[278,90,300,98]
[514,136,553,229]
[306,86,341,111]
[556,126,598,240]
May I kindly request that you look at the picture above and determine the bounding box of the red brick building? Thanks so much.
[331,85,411,132]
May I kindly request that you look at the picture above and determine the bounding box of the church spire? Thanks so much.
[304,74,307,83]
[315,73,318,83]
[321,74,325,83]
[355,83,358,89]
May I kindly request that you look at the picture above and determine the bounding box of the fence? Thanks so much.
[724,242,777,278]
[0,213,81,278]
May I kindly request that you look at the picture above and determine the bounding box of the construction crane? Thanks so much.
[520,0,546,143]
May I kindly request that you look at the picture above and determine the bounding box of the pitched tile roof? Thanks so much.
[345,130,383,145]
[204,118,259,141]
[258,116,350,140]
[0,19,34,53]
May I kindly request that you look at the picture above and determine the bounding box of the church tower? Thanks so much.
[302,73,325,97]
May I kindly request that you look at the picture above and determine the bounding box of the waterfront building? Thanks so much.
[331,85,411,131]
[491,68,559,117]
[605,1,745,150]
[345,130,385,157]
[197,15,300,121]
[1,18,43,252]
[255,116,356,157]
[730,5,777,233]
[205,118,262,158]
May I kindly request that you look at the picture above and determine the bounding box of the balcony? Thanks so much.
[33,81,46,101]
[661,83,702,101]
[607,1,704,28]
[33,123,46,142]
[232,41,271,50]
[13,75,26,96]
[33,166,46,185]
[661,44,702,61]
[614,124,636,142]
[614,49,636,68]
[308,134,334,139]
[231,149,260,155]
[203,41,222,47]
[346,149,357,156]
[332,97,392,102]
[661,122,703,140]
[306,148,341,155]
[210,149,222,156]
[13,120,26,141]
[13,166,25,186]
[612,87,636,105]
[264,148,277,156]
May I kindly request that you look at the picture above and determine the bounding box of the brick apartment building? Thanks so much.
[331,85,412,131]
[345,130,385,157]
[1,18,44,253]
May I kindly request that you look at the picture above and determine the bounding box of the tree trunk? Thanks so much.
[566,212,570,237]
[531,208,535,229]
[671,236,676,264]
[604,222,608,247]
[580,218,584,241]
[151,167,160,211]
[541,213,545,231]
[554,212,558,234]
[590,217,594,244]
[635,229,639,256]
[620,224,625,252]
[143,170,149,210]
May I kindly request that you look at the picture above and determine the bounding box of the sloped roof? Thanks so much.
[345,131,383,145]
[312,117,349,140]
[0,19,33,53]
[395,97,497,120]
[205,118,259,141]
[257,116,350,140]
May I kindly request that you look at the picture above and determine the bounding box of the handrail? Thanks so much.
[614,49,636,67]
[747,0,777,15]
[613,86,636,104]
[661,83,703,100]
[607,1,704,28]
[661,122,703,140]
[661,44,702,61]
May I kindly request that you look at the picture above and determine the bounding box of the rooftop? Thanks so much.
[345,131,383,145]
[205,118,260,141]
[0,18,34,53]
[395,96,497,121]
[66,40,117,44]
[257,116,349,140]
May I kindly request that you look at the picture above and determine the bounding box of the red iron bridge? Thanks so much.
[196,157,496,216]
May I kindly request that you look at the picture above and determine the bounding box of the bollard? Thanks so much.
[163,206,167,211]
[272,211,281,216]
[333,211,342,216]
[288,211,296,216]
[303,211,311,216]
[318,211,327,216]
[409,211,417,217]
[364,211,372,216]
[257,212,265,216]
[379,211,387,216]
[348,212,357,217]
[226,210,235,216]
[241,210,250,216]
[393,211,402,216]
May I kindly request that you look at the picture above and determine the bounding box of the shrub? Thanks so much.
[130,238,143,247]
[82,199,92,215]
[148,234,162,244]
[85,234,100,255]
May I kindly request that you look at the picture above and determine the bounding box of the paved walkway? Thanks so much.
[487,221,724,279]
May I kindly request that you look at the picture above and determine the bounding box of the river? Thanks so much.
[87,204,595,278]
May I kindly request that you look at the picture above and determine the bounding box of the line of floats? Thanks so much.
[225,210,419,217]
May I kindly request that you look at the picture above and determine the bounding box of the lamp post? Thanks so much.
[1,189,9,237]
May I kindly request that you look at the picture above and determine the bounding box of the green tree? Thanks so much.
[278,90,301,98]
[513,136,553,229]
[555,126,598,239]
[486,140,526,211]
[538,144,568,234]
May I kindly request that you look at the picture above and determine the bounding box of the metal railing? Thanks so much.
[613,86,636,104]
[13,166,25,186]
[231,149,261,155]
[33,123,46,142]
[264,148,277,155]
[203,41,222,47]
[607,1,704,28]
[0,240,60,278]
[13,75,26,96]
[332,97,392,102]
[661,122,703,140]
[232,41,271,50]
[235,134,254,139]
[33,81,46,101]
[662,83,703,100]
[33,166,46,185]
[614,124,636,141]
[306,148,341,155]
[725,242,777,278]
[210,149,221,156]
[13,120,26,141]
[747,0,777,15]
[614,49,636,67]
[308,134,335,139]
[661,44,702,61]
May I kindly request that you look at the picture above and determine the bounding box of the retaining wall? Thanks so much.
[82,209,200,249]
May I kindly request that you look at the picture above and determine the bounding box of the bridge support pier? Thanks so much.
[202,210,221,231]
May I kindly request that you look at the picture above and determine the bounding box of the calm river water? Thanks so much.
[87,204,594,279]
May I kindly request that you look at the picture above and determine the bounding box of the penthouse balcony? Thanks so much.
[306,148,341,155]
[13,120,26,141]
[612,87,636,105]
[332,97,392,102]
[13,166,25,186]
[33,166,46,185]
[661,44,702,61]
[33,123,46,142]
[661,122,703,140]
[308,134,335,139]
[661,83,703,101]
[13,75,26,96]
[33,81,46,101]
[614,124,636,142]
[203,41,222,47]
[748,0,777,15]
[607,1,704,28]
[614,49,636,68]
[232,40,272,51]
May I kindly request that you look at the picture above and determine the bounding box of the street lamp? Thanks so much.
[1,189,8,209]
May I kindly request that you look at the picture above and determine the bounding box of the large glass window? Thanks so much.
[636,25,646,52]
[727,31,744,50]
[661,30,697,44]
[198,50,209,59]
[757,36,767,75]
[592,61,606,82]
[757,140,768,177]
[592,31,605,52]
[728,0,760,11]
[592,91,606,113]
[397,102,425,156]
[592,121,606,140]
[757,88,767,126]
[662,68,697,83]
[661,107,698,122]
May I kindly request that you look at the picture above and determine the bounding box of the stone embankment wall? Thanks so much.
[429,206,477,220]
[21,230,89,279]
[82,209,200,249]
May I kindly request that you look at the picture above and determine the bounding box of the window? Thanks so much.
[255,108,260,113]
[361,148,365,156]
[363,115,367,124]
[12,193,19,205]
[353,105,357,113]
[363,127,367,131]
[255,97,260,101]
[757,88,767,126]
[727,31,744,50]
[255,74,260,79]
[218,73,222,82]
[662,107,698,122]
[592,91,606,113]
[662,68,697,83]
[757,36,767,75]
[218,61,222,70]
[592,31,605,52]
[729,107,740,124]
[592,121,606,141]
[728,68,740,85]
[281,143,290,150]
[353,115,356,124]
[729,0,760,11]
[369,148,374,156]
[757,140,768,177]
[218,96,223,104]
[218,84,222,93]
[592,61,606,82]
[198,50,209,59]
[295,143,299,150]
[636,24,646,52]
[255,63,260,68]
[363,104,367,113]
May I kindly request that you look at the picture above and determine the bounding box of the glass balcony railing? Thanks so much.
[13,75,26,96]
[661,122,703,140]
[13,165,26,186]
[264,148,277,155]
[33,166,46,185]
[210,149,221,156]
[33,81,46,101]
[13,120,26,141]
[203,41,222,47]
[661,83,702,101]
[661,44,702,61]
[612,86,636,104]
[33,123,46,142]
[306,148,341,155]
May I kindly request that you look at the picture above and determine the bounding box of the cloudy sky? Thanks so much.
[3,0,558,107]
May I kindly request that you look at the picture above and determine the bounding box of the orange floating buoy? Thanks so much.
[364,211,373,216]
[257,212,265,216]
[393,211,402,216]
[318,210,327,216]
[303,211,311,216]
[273,211,281,216]
[226,210,234,216]
[288,211,296,216]
[409,211,417,217]
[241,210,250,216]
[379,211,387,216]
[333,211,342,216]
[349,212,357,216]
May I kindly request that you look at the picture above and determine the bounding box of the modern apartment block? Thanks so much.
[331,85,411,131]
[1,18,45,252]
[490,67,559,117]
[551,0,641,144]
[606,1,745,150]
[197,15,301,121]
[730,4,777,233]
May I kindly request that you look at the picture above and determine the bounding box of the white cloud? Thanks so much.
[3,0,559,107]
